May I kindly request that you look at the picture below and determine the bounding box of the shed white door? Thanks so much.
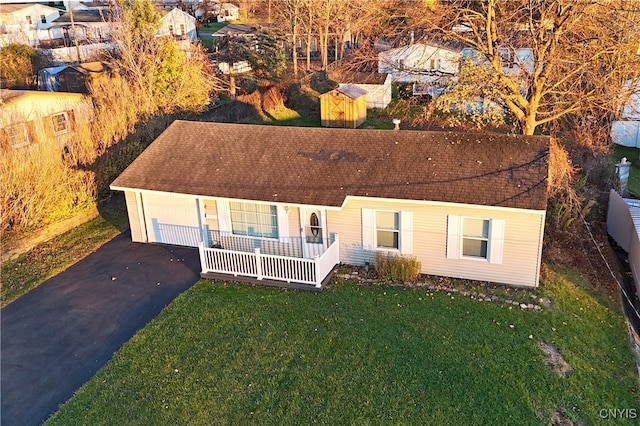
[142,193,201,247]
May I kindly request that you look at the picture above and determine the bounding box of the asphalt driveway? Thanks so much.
[1,232,201,426]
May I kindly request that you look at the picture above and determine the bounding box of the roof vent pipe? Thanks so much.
[392,118,401,130]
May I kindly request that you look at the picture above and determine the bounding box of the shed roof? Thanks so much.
[40,61,115,76]
[212,23,258,37]
[112,121,549,211]
[333,84,368,99]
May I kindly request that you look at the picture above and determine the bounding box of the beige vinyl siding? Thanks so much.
[125,191,145,242]
[328,198,545,287]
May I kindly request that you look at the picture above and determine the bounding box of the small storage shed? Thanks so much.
[320,84,367,128]
[38,62,117,93]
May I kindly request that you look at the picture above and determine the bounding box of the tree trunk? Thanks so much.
[306,33,311,70]
[229,73,236,99]
[292,32,298,78]
[321,30,329,69]
[522,114,537,135]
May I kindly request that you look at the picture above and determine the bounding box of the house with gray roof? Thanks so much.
[111,121,549,289]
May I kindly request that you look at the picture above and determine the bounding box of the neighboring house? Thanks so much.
[0,3,62,47]
[379,40,533,99]
[330,71,392,109]
[37,61,118,93]
[49,8,113,44]
[217,60,251,75]
[213,2,239,22]
[195,2,239,22]
[378,41,467,88]
[158,7,197,42]
[0,89,93,150]
[319,84,367,128]
[110,121,549,289]
[612,82,640,148]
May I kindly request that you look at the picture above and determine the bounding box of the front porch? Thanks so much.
[198,233,340,290]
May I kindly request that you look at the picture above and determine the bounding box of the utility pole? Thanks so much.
[69,5,82,63]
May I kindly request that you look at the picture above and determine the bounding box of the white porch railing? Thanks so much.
[198,234,340,288]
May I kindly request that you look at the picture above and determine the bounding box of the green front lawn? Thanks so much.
[46,267,638,425]
[197,22,226,50]
[197,22,227,35]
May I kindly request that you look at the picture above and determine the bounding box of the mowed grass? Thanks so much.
[46,267,638,425]
[197,22,227,35]
[197,22,226,50]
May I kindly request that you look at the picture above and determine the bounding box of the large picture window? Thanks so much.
[376,211,399,249]
[462,218,489,258]
[229,202,278,238]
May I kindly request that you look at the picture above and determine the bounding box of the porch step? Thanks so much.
[200,270,335,292]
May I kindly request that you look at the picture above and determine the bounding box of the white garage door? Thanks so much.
[142,193,201,247]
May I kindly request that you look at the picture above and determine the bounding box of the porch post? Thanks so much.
[299,207,306,257]
[196,198,208,246]
[320,209,328,250]
[314,255,321,288]
[255,248,263,280]
[198,242,207,274]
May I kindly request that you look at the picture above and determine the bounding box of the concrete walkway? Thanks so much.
[1,232,201,426]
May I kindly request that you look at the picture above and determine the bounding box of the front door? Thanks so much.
[301,208,325,258]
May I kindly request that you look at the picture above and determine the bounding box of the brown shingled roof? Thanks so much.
[328,70,390,85]
[111,121,549,210]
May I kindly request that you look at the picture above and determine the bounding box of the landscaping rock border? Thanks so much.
[334,271,547,310]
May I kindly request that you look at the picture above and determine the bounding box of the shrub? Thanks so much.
[0,141,96,234]
[0,44,37,88]
[374,252,422,283]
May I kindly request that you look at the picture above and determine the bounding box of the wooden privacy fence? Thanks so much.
[607,189,640,296]
[198,235,340,288]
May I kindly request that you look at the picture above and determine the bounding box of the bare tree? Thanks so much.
[273,0,305,78]
[405,0,640,135]
[312,0,337,70]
